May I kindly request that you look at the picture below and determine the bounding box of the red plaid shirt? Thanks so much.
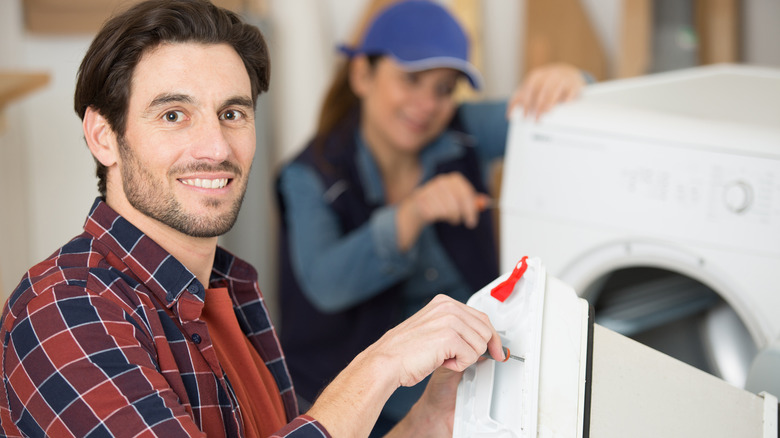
[0,199,331,437]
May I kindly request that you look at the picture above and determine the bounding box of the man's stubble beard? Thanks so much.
[117,136,247,238]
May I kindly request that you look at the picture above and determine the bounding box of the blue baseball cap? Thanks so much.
[339,0,483,89]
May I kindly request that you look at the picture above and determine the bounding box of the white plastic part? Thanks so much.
[454,257,591,438]
[453,257,545,437]
[760,391,778,438]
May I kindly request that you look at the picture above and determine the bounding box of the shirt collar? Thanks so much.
[355,130,468,204]
[83,198,241,307]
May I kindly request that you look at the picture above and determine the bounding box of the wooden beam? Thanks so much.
[696,0,741,64]
[23,0,246,34]
[617,0,652,78]
[525,0,608,80]
[346,0,401,46]
[0,72,50,133]
[451,0,482,101]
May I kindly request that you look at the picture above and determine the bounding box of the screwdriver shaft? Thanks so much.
[482,346,525,363]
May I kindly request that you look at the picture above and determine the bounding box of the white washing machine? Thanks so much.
[500,64,780,393]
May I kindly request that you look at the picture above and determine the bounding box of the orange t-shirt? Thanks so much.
[201,288,286,437]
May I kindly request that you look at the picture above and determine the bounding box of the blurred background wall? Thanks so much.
[1,0,778,320]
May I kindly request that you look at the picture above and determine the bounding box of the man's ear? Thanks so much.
[348,55,373,99]
[83,107,118,167]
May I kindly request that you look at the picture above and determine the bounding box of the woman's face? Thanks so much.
[351,56,460,155]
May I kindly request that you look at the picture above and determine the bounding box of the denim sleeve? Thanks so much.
[457,100,510,165]
[279,163,419,313]
[456,68,593,166]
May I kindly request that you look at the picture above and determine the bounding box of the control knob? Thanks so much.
[723,180,753,214]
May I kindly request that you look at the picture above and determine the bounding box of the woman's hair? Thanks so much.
[313,60,359,144]
[312,0,401,147]
[74,0,270,197]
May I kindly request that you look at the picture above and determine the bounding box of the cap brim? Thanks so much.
[337,44,359,57]
[390,55,484,90]
[337,47,484,90]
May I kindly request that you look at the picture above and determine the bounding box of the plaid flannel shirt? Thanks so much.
[0,198,330,437]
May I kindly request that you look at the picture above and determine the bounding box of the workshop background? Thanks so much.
[1,0,778,319]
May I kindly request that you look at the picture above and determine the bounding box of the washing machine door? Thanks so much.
[558,239,758,388]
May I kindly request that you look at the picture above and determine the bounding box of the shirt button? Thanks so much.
[425,268,439,281]
[187,284,199,294]
[191,333,202,344]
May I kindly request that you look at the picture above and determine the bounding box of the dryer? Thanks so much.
[499,64,780,393]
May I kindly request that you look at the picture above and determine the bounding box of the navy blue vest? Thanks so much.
[276,110,499,402]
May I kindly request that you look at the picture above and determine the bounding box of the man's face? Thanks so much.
[116,42,256,238]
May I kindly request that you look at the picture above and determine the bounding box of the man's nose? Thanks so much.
[191,117,231,162]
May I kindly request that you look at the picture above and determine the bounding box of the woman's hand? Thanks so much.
[396,172,489,251]
[508,63,586,120]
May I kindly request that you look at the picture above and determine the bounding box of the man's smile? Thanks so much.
[179,177,230,189]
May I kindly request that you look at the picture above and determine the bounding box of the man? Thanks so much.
[0,1,505,436]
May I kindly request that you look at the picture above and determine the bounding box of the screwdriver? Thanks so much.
[482,346,525,363]
[475,196,498,211]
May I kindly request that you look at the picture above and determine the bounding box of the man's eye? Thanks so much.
[164,110,185,122]
[220,110,243,121]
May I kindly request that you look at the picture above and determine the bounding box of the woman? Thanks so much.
[276,0,586,434]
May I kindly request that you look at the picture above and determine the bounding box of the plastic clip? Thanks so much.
[490,256,529,303]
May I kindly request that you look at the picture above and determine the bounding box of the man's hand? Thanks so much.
[305,295,504,437]
[368,294,503,387]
